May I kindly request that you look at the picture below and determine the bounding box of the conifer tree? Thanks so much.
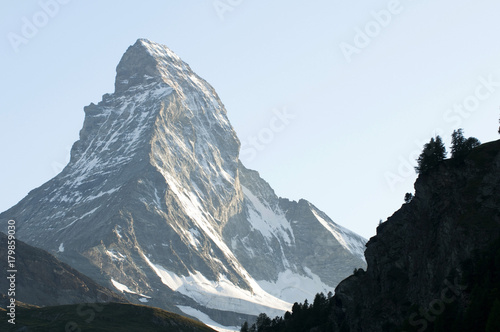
[415,135,447,174]
[451,129,480,159]
[240,321,249,332]
[451,129,466,158]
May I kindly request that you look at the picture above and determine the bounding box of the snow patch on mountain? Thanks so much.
[111,279,134,294]
[113,225,122,238]
[106,249,126,262]
[242,186,294,245]
[83,187,121,202]
[257,268,334,304]
[178,306,239,332]
[142,253,290,316]
[312,209,365,260]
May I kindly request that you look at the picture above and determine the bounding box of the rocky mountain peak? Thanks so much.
[115,39,184,93]
[0,39,367,330]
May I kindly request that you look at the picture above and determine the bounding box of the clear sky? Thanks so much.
[1,0,499,239]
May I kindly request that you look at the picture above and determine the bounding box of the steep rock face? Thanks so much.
[329,140,500,331]
[0,232,126,308]
[0,39,366,329]
[225,163,366,302]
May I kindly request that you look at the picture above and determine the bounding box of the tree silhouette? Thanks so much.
[451,129,480,159]
[254,313,271,332]
[240,321,249,332]
[415,135,447,174]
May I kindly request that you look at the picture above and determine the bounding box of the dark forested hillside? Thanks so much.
[0,302,216,332]
[243,139,500,332]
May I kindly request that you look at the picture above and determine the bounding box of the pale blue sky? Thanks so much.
[1,0,499,239]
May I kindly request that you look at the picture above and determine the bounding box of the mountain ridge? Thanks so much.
[0,302,217,332]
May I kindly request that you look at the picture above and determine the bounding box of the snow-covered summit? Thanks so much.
[115,39,218,103]
[114,38,181,93]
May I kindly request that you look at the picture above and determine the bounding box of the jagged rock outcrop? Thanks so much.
[328,140,500,331]
[0,39,366,329]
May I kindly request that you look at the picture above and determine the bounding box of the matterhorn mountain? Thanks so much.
[0,39,366,329]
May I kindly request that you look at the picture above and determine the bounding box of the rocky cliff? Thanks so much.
[330,139,500,331]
